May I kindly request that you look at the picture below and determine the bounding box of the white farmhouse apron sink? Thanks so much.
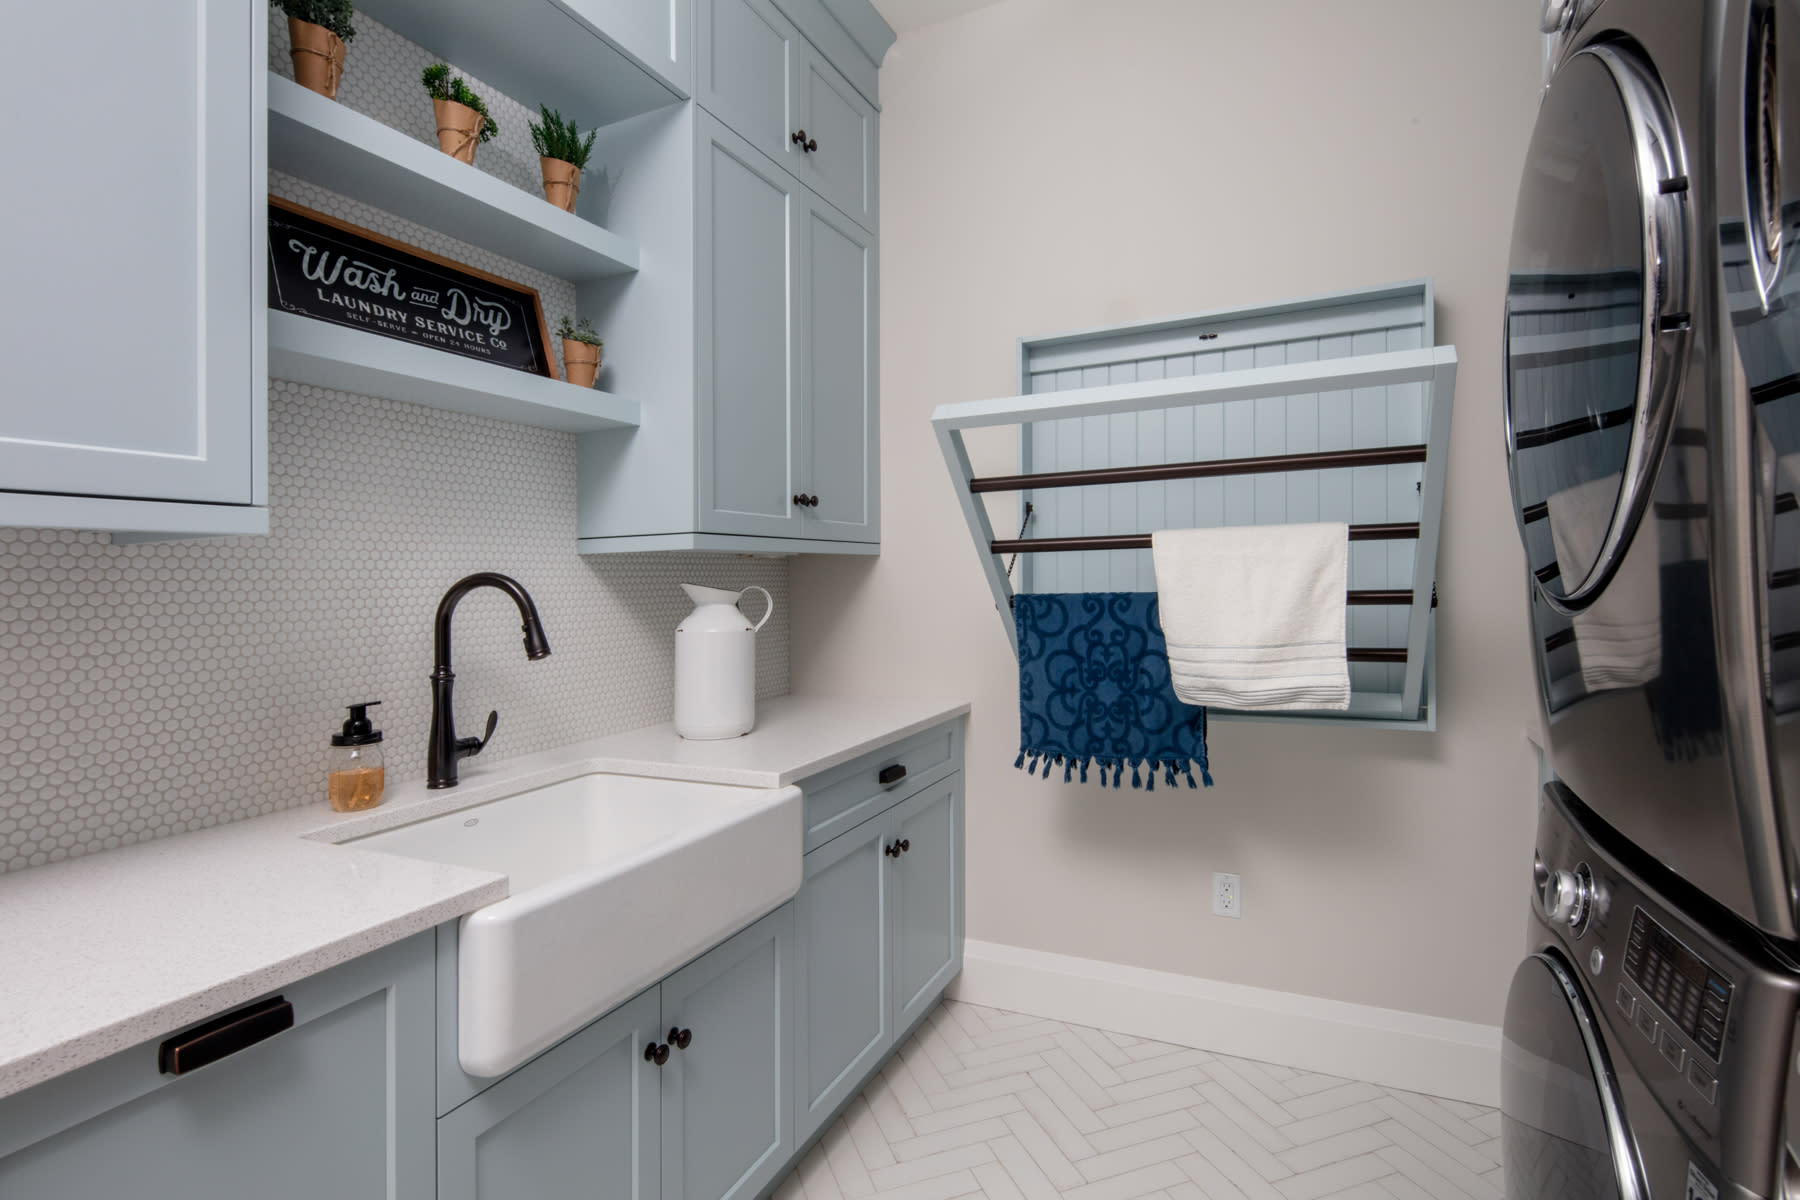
[354,774,802,1077]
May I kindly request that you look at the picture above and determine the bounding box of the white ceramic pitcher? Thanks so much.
[674,584,774,740]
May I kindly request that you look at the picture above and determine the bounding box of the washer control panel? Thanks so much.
[1623,906,1732,1062]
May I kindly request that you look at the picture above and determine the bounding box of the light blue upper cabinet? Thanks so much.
[660,905,795,1200]
[0,0,267,538]
[801,190,879,542]
[575,0,885,555]
[0,934,435,1200]
[562,0,693,95]
[438,988,663,1200]
[891,777,965,1032]
[698,0,875,233]
[697,0,803,170]
[795,55,877,233]
[698,116,805,539]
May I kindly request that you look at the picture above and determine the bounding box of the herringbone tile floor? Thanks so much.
[774,1000,1501,1200]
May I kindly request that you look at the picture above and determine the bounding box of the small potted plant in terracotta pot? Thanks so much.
[421,64,498,165]
[276,0,355,100]
[557,316,604,388]
[528,105,599,214]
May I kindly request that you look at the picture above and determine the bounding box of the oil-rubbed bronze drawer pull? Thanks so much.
[878,763,907,787]
[158,996,294,1075]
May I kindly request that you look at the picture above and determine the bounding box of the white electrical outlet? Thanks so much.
[1213,872,1242,918]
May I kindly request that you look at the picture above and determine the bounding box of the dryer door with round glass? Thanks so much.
[1502,952,1646,1200]
[1502,27,1751,922]
[1505,37,1693,713]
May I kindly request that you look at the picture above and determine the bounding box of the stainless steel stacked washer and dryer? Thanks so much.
[1501,0,1800,1194]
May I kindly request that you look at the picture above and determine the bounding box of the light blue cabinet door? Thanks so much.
[797,54,876,234]
[438,988,662,1200]
[696,114,804,538]
[661,904,795,1200]
[696,0,801,170]
[799,190,878,543]
[561,0,692,95]
[793,812,890,1142]
[0,934,434,1200]
[1,0,263,507]
[891,776,964,1033]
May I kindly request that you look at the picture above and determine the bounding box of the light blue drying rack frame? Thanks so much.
[931,281,1458,730]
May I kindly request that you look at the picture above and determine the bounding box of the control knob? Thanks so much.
[1540,864,1593,932]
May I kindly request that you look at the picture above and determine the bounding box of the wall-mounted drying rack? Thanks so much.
[931,281,1458,729]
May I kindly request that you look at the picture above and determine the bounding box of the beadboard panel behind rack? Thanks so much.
[1016,286,1434,697]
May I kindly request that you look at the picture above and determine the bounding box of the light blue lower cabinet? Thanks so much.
[661,904,795,1200]
[436,988,663,1200]
[0,932,435,1200]
[891,776,965,1033]
[0,732,965,1200]
[793,811,890,1144]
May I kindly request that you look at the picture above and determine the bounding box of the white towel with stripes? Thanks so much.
[1150,524,1351,712]
[1545,472,1661,691]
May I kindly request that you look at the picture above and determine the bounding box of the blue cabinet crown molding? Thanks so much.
[775,0,895,104]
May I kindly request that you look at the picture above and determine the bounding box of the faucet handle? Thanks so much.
[457,710,499,760]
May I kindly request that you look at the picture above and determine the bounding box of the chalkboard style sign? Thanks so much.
[268,198,558,379]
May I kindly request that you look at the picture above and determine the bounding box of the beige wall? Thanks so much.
[794,0,1545,1025]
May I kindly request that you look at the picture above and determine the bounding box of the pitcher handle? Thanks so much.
[741,585,774,633]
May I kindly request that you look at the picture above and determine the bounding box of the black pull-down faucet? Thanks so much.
[428,573,551,789]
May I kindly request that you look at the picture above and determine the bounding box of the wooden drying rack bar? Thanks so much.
[968,444,1429,494]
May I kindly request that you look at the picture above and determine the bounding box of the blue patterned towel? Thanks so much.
[1013,592,1213,789]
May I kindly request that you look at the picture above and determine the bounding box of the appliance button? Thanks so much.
[1658,1028,1685,1071]
[1687,1059,1718,1104]
[1589,947,1605,976]
[1635,1006,1659,1043]
[1616,984,1636,1019]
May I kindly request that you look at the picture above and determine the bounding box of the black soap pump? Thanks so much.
[327,701,386,812]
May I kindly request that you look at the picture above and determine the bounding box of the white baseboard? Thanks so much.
[948,939,1501,1107]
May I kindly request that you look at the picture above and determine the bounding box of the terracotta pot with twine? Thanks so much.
[434,98,486,165]
[563,339,601,389]
[288,17,346,100]
[540,157,582,214]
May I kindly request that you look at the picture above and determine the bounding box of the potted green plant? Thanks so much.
[556,316,603,389]
[421,64,498,165]
[275,0,354,100]
[528,106,600,214]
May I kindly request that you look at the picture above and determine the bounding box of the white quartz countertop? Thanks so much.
[0,694,968,1101]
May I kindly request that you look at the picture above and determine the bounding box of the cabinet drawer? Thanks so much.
[801,720,962,852]
[0,934,435,1200]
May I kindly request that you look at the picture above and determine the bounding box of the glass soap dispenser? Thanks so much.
[327,701,386,812]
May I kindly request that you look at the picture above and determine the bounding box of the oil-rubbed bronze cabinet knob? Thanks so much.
[669,1026,693,1050]
[899,838,910,853]
[791,130,818,152]
[644,1041,670,1065]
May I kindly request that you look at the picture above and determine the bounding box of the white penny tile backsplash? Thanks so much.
[0,387,789,874]
[0,14,788,874]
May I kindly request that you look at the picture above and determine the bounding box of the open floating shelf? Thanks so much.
[932,281,1457,730]
[356,0,684,134]
[267,75,640,283]
[268,311,640,434]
